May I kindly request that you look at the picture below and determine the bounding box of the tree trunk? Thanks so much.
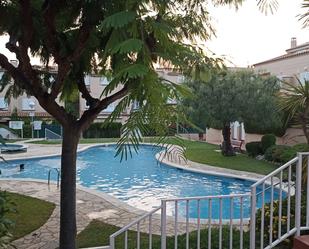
[59,125,80,249]
[221,123,236,156]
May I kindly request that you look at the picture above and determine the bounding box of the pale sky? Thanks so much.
[0,0,308,67]
[207,0,309,66]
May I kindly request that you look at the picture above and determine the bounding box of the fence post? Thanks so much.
[161,200,167,249]
[250,186,256,249]
[295,153,302,236]
[110,236,115,249]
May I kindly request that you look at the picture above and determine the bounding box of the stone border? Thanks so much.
[155,150,267,182]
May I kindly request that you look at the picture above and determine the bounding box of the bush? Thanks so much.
[293,143,309,152]
[246,141,262,157]
[261,134,276,153]
[244,121,286,137]
[255,193,309,249]
[0,191,15,248]
[264,145,296,163]
[83,122,122,138]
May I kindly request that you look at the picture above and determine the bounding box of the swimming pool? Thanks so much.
[0,144,280,219]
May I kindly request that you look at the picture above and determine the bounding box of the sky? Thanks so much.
[0,0,308,67]
[206,0,309,67]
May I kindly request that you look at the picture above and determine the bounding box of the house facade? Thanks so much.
[253,37,309,84]
[0,65,184,124]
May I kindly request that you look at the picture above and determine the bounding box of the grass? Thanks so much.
[26,136,277,175]
[182,140,277,175]
[77,220,250,249]
[4,191,55,240]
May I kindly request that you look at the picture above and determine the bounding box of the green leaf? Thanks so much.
[100,11,136,29]
[111,38,144,54]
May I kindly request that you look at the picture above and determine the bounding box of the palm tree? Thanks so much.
[278,79,309,144]
[299,0,309,27]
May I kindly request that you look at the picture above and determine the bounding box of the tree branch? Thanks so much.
[77,72,99,109]
[0,53,33,93]
[77,85,129,131]
[0,53,70,126]
[20,0,34,48]
[42,0,63,64]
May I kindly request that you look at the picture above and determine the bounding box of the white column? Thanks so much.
[240,123,245,141]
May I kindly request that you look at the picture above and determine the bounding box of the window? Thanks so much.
[167,98,177,104]
[0,97,8,110]
[22,98,35,111]
[0,72,4,80]
[103,103,115,112]
[132,101,139,110]
[84,75,91,86]
[300,72,309,84]
[176,75,185,84]
[100,76,110,85]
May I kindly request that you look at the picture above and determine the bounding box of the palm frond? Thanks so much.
[257,0,279,14]
[298,0,309,27]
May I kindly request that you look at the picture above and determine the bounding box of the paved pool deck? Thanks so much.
[1,179,196,249]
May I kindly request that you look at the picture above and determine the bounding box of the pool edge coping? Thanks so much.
[2,142,269,182]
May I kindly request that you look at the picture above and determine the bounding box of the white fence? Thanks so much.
[108,152,309,249]
[45,128,62,139]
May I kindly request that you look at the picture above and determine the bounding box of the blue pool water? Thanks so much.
[0,145,280,219]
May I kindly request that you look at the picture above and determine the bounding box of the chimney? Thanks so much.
[291,37,297,48]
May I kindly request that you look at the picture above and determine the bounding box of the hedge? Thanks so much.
[83,122,122,138]
[293,143,309,152]
[264,145,297,163]
[245,142,263,157]
[261,134,276,153]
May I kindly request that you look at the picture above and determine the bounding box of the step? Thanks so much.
[294,235,309,249]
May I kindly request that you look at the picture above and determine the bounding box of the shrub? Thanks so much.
[255,194,308,249]
[83,122,122,138]
[0,191,15,248]
[245,141,262,157]
[293,143,309,152]
[261,134,276,153]
[264,145,296,163]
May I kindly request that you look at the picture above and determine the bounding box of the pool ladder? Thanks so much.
[47,168,60,189]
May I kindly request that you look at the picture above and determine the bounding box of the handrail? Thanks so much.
[110,206,161,238]
[251,157,298,188]
[163,193,251,202]
[45,128,62,139]
[47,168,60,188]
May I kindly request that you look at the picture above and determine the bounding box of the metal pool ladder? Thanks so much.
[47,168,60,189]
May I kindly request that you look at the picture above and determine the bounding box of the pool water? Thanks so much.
[0,145,280,219]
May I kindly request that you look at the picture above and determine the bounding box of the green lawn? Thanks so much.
[27,137,277,175]
[77,220,250,249]
[182,140,277,175]
[4,191,55,240]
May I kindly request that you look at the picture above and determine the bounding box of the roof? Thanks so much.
[253,41,309,66]
[0,111,52,117]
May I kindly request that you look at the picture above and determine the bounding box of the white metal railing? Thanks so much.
[250,152,309,249]
[45,128,62,139]
[109,153,309,249]
[161,194,251,249]
[109,206,162,249]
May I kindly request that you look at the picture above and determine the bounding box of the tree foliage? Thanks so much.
[0,191,15,249]
[182,70,283,133]
[0,0,286,247]
[278,79,309,144]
